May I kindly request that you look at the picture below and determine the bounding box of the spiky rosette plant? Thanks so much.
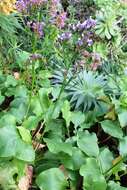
[66,70,107,111]
[53,69,108,111]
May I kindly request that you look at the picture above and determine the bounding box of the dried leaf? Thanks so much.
[18,165,33,190]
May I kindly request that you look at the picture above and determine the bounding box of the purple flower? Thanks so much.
[87,39,93,46]
[85,18,96,29]
[77,38,84,46]
[58,32,72,41]
[16,0,47,12]
[76,18,96,30]
[32,22,45,37]
[16,0,28,12]
[27,21,45,38]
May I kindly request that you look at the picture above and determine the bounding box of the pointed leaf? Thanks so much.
[61,100,71,127]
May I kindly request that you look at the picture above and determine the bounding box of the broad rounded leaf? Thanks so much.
[44,138,73,156]
[23,116,40,131]
[118,111,127,128]
[77,131,99,157]
[99,148,113,173]
[108,181,127,190]
[101,120,123,139]
[60,147,86,170]
[0,115,35,162]
[80,158,107,190]
[36,168,67,190]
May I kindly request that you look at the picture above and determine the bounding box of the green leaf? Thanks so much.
[61,100,71,127]
[0,160,18,189]
[39,70,52,79]
[119,136,127,157]
[23,116,40,131]
[71,111,85,128]
[99,148,113,173]
[44,138,73,156]
[36,168,68,190]
[0,115,35,162]
[9,97,28,123]
[0,94,5,105]
[77,131,99,157]
[5,75,17,88]
[118,111,127,128]
[30,96,43,116]
[38,88,52,112]
[16,51,30,67]
[101,120,123,139]
[105,27,111,39]
[44,119,64,138]
[108,181,127,190]
[60,147,86,170]
[80,158,107,190]
[15,85,28,98]
[17,127,31,143]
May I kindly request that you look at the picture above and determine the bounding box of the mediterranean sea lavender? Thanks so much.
[58,32,72,41]
[76,18,96,31]
[27,21,45,38]
[16,0,47,12]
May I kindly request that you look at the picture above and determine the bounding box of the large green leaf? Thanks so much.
[36,168,68,190]
[119,136,127,157]
[0,115,35,162]
[44,138,73,156]
[0,159,26,190]
[23,116,40,131]
[80,158,107,190]
[108,181,127,190]
[0,160,18,189]
[118,111,127,128]
[59,147,86,170]
[30,88,52,117]
[9,97,28,123]
[99,148,113,173]
[101,120,123,139]
[71,111,85,128]
[77,131,99,157]
[38,88,52,113]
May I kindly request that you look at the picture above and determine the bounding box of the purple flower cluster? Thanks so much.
[16,0,28,12]
[58,32,72,41]
[77,32,94,47]
[16,0,47,12]
[76,18,96,31]
[27,21,45,38]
